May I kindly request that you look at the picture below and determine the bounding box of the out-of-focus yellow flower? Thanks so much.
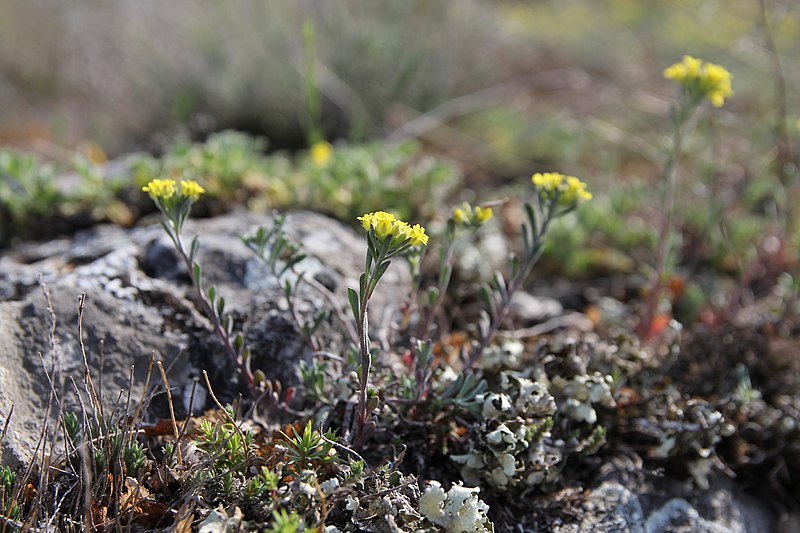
[142,178,178,200]
[663,55,733,108]
[408,223,429,246]
[179,180,206,199]
[532,172,592,203]
[451,202,494,227]
[143,178,205,202]
[143,178,205,232]
[358,211,428,246]
[475,206,493,223]
[310,141,333,167]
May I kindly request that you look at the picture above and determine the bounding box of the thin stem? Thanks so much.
[638,103,694,337]
[467,202,554,368]
[758,0,797,232]
[418,235,456,339]
[173,230,257,395]
[352,239,396,446]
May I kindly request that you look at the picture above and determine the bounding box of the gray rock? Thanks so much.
[509,290,564,323]
[545,459,776,533]
[0,210,409,467]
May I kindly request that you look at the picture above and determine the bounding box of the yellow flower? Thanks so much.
[409,224,429,246]
[451,202,494,227]
[142,179,177,200]
[179,180,206,200]
[532,172,592,204]
[475,206,493,223]
[310,141,333,167]
[357,211,428,247]
[663,55,733,108]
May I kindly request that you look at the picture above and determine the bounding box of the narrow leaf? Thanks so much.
[372,260,391,286]
[234,334,244,351]
[347,288,360,322]
[521,223,530,254]
[510,253,520,280]
[525,202,538,234]
[428,286,439,308]
[359,273,367,297]
[492,271,507,298]
[190,236,200,262]
[480,284,495,316]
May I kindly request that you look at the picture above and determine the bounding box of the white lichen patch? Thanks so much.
[419,481,493,533]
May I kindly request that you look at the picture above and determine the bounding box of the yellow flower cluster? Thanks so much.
[142,179,206,201]
[358,211,429,246]
[453,203,493,226]
[663,55,733,108]
[531,172,592,203]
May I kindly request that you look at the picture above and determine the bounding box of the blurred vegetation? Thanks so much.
[1,0,799,303]
[0,133,460,247]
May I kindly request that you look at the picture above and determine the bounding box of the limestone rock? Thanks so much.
[0,210,408,467]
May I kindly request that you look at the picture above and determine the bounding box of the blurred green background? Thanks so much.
[1,0,799,307]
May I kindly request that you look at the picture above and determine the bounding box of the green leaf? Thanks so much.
[283,279,293,299]
[190,236,200,262]
[428,286,439,308]
[492,271,507,298]
[217,296,225,318]
[208,286,216,303]
[359,272,367,297]
[438,249,449,284]
[510,253,520,280]
[365,247,374,272]
[347,287,360,322]
[480,284,495,316]
[525,202,538,234]
[521,223,530,254]
[372,260,391,287]
[193,262,202,283]
[284,253,307,272]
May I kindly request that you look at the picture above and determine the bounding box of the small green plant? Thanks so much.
[242,214,343,350]
[0,465,21,524]
[638,55,733,337]
[123,441,147,478]
[0,149,63,246]
[414,201,495,339]
[129,132,460,224]
[195,418,256,474]
[468,172,591,367]
[143,178,261,394]
[267,508,308,533]
[280,421,337,473]
[347,211,429,446]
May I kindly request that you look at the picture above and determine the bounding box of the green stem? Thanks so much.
[352,243,389,445]
[638,102,694,337]
[173,229,257,395]
[467,201,555,368]
[418,234,456,339]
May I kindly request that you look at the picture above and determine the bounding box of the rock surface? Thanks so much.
[0,210,408,467]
